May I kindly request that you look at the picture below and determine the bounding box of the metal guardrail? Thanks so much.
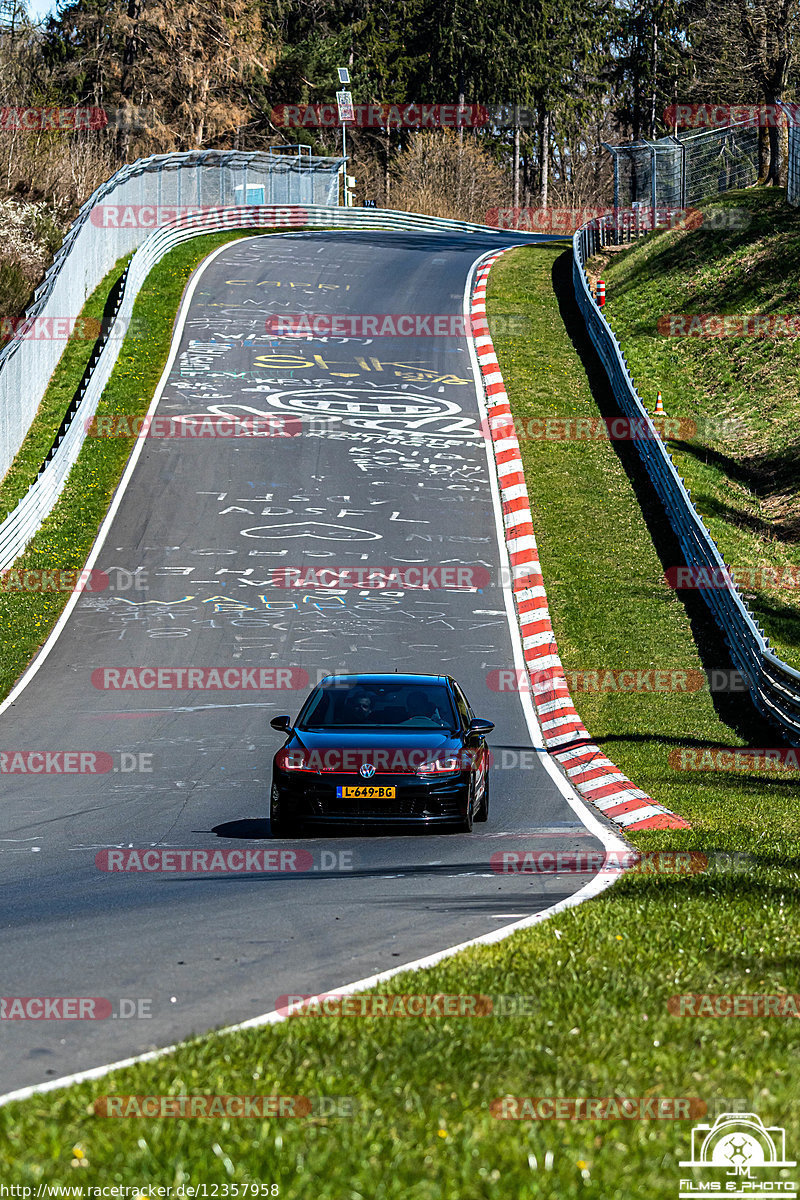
[573,216,800,742]
[0,149,344,485]
[0,203,527,576]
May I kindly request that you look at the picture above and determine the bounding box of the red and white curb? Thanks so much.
[471,251,688,832]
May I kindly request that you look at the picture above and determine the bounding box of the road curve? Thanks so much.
[0,230,618,1093]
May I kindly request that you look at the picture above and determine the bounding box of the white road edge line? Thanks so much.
[0,235,629,1110]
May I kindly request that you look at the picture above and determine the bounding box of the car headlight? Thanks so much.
[276,748,316,772]
[416,756,463,776]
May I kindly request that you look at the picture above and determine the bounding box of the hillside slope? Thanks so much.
[592,189,800,667]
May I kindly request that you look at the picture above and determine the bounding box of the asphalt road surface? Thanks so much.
[0,230,619,1094]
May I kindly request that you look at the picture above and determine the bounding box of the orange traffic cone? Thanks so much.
[654,391,664,415]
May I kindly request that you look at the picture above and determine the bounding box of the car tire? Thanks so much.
[270,783,300,838]
[458,792,474,833]
[475,772,489,822]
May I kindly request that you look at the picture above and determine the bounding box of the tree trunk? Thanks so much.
[512,104,520,212]
[758,125,769,181]
[649,20,658,138]
[765,89,783,185]
[763,45,790,186]
[118,0,140,160]
[632,11,642,141]
[384,127,390,203]
[539,107,549,207]
[522,138,532,209]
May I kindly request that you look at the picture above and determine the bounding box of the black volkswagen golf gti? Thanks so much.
[269,673,494,834]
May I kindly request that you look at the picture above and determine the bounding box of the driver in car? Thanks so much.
[344,691,375,722]
[400,691,443,726]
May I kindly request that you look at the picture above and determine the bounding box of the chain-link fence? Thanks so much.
[603,137,684,209]
[605,121,759,214]
[784,102,800,205]
[0,147,344,484]
[680,123,759,204]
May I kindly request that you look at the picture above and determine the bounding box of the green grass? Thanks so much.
[1,871,798,1197]
[0,256,131,522]
[489,242,798,822]
[591,188,800,668]
[0,227,301,702]
[1,239,797,1199]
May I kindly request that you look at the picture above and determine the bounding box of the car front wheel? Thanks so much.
[458,791,474,833]
[270,783,300,837]
[475,772,489,822]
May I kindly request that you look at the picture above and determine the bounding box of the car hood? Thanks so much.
[289,728,460,752]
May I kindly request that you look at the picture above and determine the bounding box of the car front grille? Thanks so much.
[318,794,462,819]
[300,779,465,819]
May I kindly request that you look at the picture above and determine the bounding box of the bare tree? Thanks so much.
[389,129,511,222]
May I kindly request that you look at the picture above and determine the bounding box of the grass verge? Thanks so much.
[588,188,800,667]
[1,241,797,1198]
[0,256,131,522]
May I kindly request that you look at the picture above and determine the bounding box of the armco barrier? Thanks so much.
[573,216,800,742]
[0,149,343,484]
[0,204,535,574]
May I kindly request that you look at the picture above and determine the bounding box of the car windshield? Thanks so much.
[297,681,458,731]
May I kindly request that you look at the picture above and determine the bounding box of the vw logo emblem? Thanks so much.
[359,763,376,779]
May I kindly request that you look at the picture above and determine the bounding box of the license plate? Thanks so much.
[336,786,396,799]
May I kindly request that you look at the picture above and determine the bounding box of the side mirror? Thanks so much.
[468,718,495,735]
[270,715,292,732]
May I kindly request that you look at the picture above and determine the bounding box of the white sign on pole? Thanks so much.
[336,90,355,122]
